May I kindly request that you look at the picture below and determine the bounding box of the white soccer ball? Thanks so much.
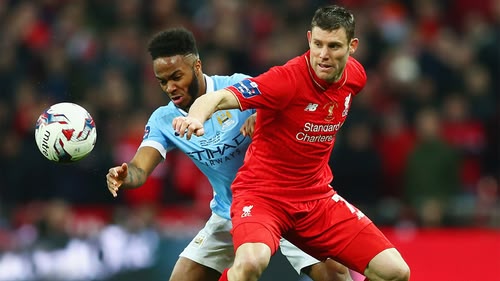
[35,102,97,163]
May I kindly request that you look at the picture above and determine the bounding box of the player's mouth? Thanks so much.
[318,63,333,71]
[170,95,184,106]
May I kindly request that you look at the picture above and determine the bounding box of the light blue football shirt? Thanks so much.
[140,74,254,219]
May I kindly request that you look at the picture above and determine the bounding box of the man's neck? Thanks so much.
[201,74,207,95]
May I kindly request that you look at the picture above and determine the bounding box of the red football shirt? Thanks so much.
[227,51,367,201]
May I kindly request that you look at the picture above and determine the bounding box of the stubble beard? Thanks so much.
[185,68,200,111]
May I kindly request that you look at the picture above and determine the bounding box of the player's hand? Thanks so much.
[106,163,128,197]
[240,113,256,138]
[172,116,205,140]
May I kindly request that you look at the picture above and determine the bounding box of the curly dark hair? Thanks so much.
[147,27,199,60]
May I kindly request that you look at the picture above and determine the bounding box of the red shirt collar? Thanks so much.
[304,50,348,91]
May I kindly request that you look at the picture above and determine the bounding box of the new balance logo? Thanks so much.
[304,103,318,111]
[241,205,253,217]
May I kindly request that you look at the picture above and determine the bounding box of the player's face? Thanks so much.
[153,54,203,111]
[307,27,358,83]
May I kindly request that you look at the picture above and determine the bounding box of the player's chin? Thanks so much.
[316,72,333,81]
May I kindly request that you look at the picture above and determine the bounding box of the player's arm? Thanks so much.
[106,146,163,197]
[173,89,240,140]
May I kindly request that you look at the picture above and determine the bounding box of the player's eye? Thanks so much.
[328,43,343,50]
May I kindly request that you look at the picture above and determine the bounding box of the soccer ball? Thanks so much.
[35,102,97,163]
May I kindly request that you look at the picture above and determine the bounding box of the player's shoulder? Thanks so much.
[260,54,305,82]
[279,54,306,71]
[149,103,178,122]
[347,56,367,81]
[346,56,367,91]
[211,73,252,89]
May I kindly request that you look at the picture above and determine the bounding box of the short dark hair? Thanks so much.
[147,27,199,60]
[311,5,356,41]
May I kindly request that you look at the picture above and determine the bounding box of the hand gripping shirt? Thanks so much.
[227,52,367,201]
[140,74,254,219]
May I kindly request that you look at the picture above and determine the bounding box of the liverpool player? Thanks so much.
[173,5,410,281]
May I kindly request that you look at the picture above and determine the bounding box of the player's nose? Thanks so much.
[319,46,329,59]
[166,81,177,93]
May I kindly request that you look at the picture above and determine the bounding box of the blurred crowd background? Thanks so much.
[0,0,498,280]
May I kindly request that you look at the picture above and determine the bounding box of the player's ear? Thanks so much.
[349,38,359,54]
[194,58,202,72]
